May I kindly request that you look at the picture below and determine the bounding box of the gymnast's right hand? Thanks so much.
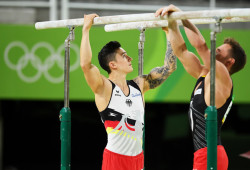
[83,13,99,31]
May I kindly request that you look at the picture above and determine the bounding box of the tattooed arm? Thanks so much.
[133,28,177,94]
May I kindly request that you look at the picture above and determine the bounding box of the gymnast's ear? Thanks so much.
[226,57,235,70]
[109,61,117,70]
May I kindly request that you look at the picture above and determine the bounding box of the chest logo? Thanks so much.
[125,99,132,107]
[115,90,121,97]
[132,93,141,97]
[194,88,202,96]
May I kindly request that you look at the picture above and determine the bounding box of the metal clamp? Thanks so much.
[213,17,222,33]
[65,25,75,47]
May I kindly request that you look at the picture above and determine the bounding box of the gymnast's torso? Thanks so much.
[99,80,144,156]
[188,76,233,152]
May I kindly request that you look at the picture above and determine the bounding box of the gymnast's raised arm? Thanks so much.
[80,14,106,94]
[133,28,177,94]
[155,5,205,79]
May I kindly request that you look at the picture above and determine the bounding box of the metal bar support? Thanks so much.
[64,25,75,108]
[59,25,75,170]
[205,17,222,170]
[138,27,145,76]
[138,27,146,170]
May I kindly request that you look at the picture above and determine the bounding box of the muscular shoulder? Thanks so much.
[96,76,113,96]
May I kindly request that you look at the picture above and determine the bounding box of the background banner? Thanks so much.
[0,24,249,103]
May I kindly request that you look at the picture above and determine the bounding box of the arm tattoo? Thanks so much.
[165,40,177,71]
[146,41,177,89]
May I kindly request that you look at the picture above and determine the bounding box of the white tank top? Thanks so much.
[99,80,144,156]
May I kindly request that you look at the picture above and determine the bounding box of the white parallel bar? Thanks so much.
[35,8,250,30]
[105,20,170,32]
[105,17,250,32]
[35,13,161,29]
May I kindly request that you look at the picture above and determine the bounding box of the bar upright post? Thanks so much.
[59,25,75,170]
[206,17,222,170]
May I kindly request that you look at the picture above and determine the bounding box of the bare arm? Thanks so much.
[155,5,204,79]
[178,9,229,83]
[181,19,211,70]
[80,14,104,94]
[180,12,233,107]
[134,28,177,93]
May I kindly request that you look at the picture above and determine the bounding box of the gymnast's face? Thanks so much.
[113,48,133,73]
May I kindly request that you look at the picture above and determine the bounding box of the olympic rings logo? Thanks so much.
[4,41,80,83]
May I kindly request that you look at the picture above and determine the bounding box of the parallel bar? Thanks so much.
[105,20,170,32]
[35,8,250,29]
[104,17,250,32]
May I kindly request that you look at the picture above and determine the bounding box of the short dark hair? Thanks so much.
[224,38,247,75]
[98,41,121,74]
